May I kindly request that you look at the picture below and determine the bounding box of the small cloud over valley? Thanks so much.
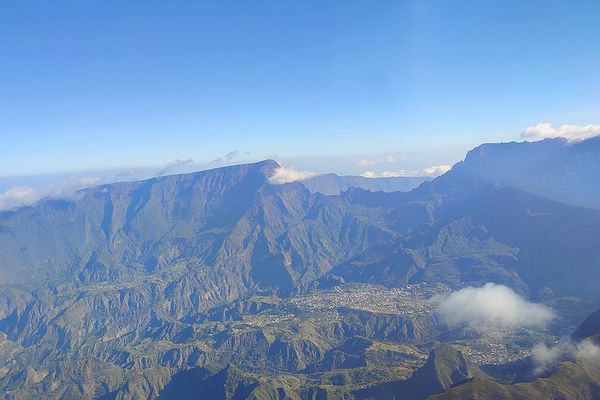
[435,283,554,332]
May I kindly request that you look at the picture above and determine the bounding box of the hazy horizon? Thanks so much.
[2,1,599,178]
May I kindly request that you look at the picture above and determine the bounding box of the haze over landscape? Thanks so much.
[1,1,600,399]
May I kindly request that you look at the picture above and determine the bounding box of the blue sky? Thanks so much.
[1,0,599,178]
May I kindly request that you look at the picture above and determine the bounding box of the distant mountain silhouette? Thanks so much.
[301,173,429,195]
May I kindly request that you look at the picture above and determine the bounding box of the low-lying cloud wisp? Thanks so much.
[422,165,452,176]
[360,170,415,178]
[532,339,600,374]
[269,166,319,184]
[435,283,554,331]
[356,155,402,167]
[0,176,103,211]
[0,186,43,211]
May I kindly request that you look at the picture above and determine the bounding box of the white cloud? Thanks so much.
[357,159,377,167]
[78,176,103,186]
[360,170,416,178]
[269,166,319,184]
[436,283,554,331]
[0,177,104,211]
[423,165,451,176]
[522,123,600,142]
[0,187,42,211]
[360,165,452,178]
[356,155,401,167]
[532,338,600,374]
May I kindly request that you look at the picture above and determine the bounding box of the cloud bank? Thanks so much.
[0,187,43,211]
[356,155,402,167]
[522,123,600,142]
[269,166,319,184]
[360,170,415,178]
[436,283,554,331]
[360,164,452,178]
[0,177,103,211]
[532,339,600,374]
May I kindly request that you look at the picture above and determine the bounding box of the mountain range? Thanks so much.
[0,137,599,399]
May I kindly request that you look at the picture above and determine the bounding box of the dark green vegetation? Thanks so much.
[0,138,599,399]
